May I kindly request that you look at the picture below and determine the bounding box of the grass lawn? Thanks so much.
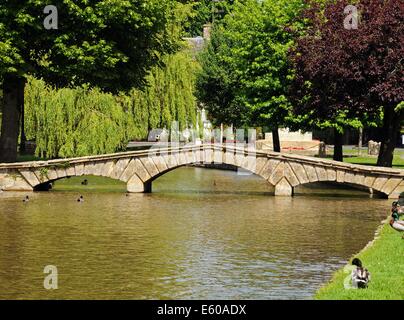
[344,155,404,169]
[315,220,404,300]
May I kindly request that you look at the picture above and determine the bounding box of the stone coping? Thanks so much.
[0,144,402,177]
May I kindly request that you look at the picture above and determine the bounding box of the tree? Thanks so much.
[0,0,180,162]
[290,0,403,166]
[197,0,306,151]
[23,49,200,158]
[183,0,234,37]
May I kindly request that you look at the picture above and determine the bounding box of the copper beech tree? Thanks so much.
[291,0,403,166]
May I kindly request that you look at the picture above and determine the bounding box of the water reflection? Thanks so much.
[0,167,388,299]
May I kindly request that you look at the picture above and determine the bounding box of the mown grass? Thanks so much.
[315,221,404,300]
[344,154,404,169]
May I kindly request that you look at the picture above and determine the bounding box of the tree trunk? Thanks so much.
[0,75,25,163]
[333,128,343,161]
[377,105,402,167]
[19,79,27,154]
[358,127,363,156]
[272,128,280,152]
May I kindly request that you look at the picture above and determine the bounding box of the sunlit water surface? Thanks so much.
[0,167,388,299]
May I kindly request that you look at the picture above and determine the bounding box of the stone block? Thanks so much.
[326,168,336,181]
[289,162,309,184]
[269,161,285,185]
[140,157,159,177]
[133,159,151,182]
[303,164,318,182]
[315,166,327,181]
[260,159,280,180]
[275,177,293,196]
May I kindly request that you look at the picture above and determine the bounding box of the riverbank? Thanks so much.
[315,217,404,300]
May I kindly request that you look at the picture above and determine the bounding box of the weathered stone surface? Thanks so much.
[46,168,58,181]
[353,173,365,186]
[151,156,168,173]
[65,165,75,177]
[364,176,376,188]
[110,158,130,180]
[127,174,145,193]
[269,161,285,185]
[74,163,85,176]
[32,169,48,184]
[289,162,309,184]
[368,140,381,156]
[18,169,40,187]
[303,164,318,182]
[315,166,327,181]
[389,181,404,199]
[318,142,326,157]
[92,162,104,176]
[55,167,67,179]
[100,161,114,177]
[336,170,345,183]
[284,163,300,187]
[133,159,151,182]
[260,159,280,180]
[381,178,402,195]
[344,172,355,184]
[120,159,137,182]
[140,157,159,177]
[253,157,268,176]
[326,168,337,181]
[162,153,177,168]
[372,176,388,191]
[0,173,33,191]
[83,162,96,175]
[275,177,293,196]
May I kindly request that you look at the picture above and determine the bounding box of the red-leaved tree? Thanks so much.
[290,0,403,167]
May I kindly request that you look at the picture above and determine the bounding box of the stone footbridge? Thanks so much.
[0,144,403,198]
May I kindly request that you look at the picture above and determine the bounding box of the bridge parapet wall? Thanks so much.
[1,144,403,198]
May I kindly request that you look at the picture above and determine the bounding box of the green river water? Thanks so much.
[0,167,388,299]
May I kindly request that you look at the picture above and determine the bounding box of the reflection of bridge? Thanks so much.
[0,144,403,198]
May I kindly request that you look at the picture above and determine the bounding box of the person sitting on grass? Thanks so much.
[390,201,404,239]
[351,258,371,289]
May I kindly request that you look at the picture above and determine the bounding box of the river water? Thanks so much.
[0,167,388,299]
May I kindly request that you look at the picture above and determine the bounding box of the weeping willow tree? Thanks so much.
[135,50,199,132]
[25,50,200,158]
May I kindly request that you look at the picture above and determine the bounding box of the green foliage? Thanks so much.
[197,0,307,129]
[24,50,200,158]
[0,0,182,91]
[183,0,233,37]
[25,78,131,158]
